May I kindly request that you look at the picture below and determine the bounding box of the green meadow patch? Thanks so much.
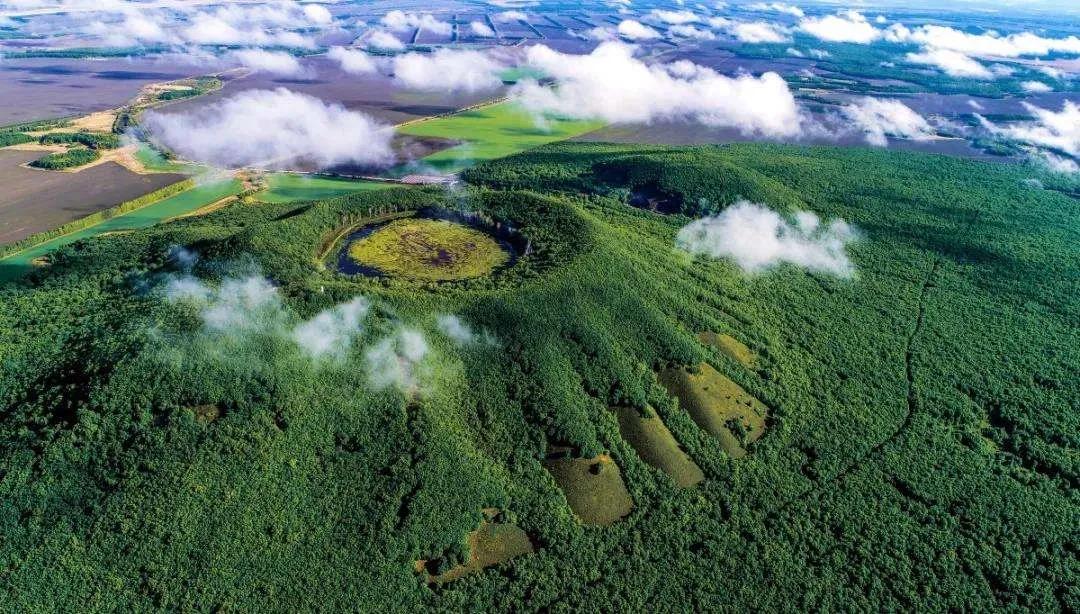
[397,101,603,175]
[544,454,633,525]
[698,331,757,368]
[659,363,768,459]
[613,405,704,488]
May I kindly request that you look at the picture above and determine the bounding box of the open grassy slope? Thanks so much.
[0,143,1076,611]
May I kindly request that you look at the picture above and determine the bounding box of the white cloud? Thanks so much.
[327,46,378,75]
[888,24,1080,59]
[617,19,661,40]
[1020,80,1052,93]
[1036,151,1078,175]
[292,297,371,360]
[747,3,804,18]
[227,49,304,76]
[163,272,384,362]
[144,88,394,170]
[842,97,935,146]
[669,24,716,40]
[302,4,332,25]
[436,314,493,346]
[70,1,331,49]
[364,328,430,392]
[513,42,807,139]
[165,275,284,334]
[709,17,790,43]
[392,49,504,93]
[905,48,992,78]
[368,30,404,50]
[676,201,856,276]
[178,2,325,48]
[495,10,527,22]
[586,25,617,41]
[380,10,451,35]
[648,9,698,25]
[800,10,880,44]
[470,20,496,37]
[979,101,1080,157]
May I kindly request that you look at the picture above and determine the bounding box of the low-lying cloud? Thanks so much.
[747,2,804,18]
[436,314,495,346]
[513,42,807,139]
[144,88,394,170]
[800,10,880,44]
[292,297,371,360]
[327,46,379,75]
[617,19,661,40]
[227,49,304,76]
[380,10,451,35]
[887,24,1080,59]
[842,97,935,146]
[367,30,405,51]
[364,328,430,392]
[708,17,790,43]
[392,48,505,93]
[978,101,1080,173]
[160,261,439,389]
[676,201,857,276]
[905,48,991,79]
[165,274,284,334]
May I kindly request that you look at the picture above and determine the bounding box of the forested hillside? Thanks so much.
[0,143,1076,610]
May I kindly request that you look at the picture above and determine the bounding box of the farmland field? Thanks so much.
[0,178,241,280]
[397,101,604,174]
[256,173,398,204]
[0,149,186,245]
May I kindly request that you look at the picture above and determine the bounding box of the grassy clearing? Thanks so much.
[658,364,768,458]
[423,520,534,584]
[134,143,196,174]
[396,101,603,175]
[543,455,633,525]
[613,406,704,488]
[698,331,757,368]
[346,218,509,281]
[0,179,242,281]
[256,173,398,204]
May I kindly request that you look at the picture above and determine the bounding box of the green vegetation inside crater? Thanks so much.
[345,217,510,281]
[0,142,1076,611]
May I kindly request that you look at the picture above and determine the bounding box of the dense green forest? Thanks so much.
[38,131,120,150]
[28,146,100,170]
[0,143,1076,610]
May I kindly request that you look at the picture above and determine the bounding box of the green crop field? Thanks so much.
[0,143,1075,611]
[397,101,604,174]
[256,173,399,204]
[134,143,197,174]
